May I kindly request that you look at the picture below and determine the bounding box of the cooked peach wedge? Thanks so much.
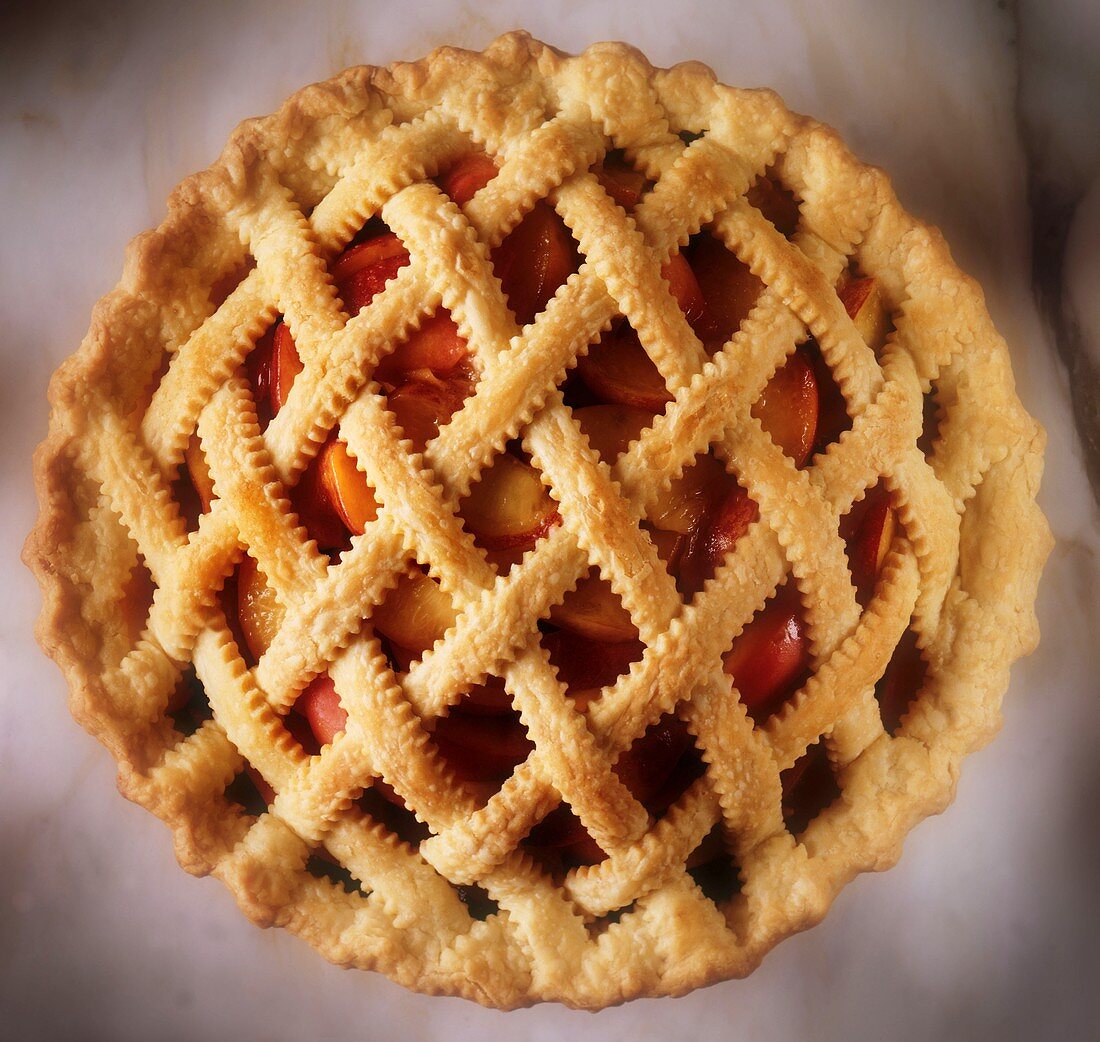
[839,275,890,353]
[317,439,379,536]
[439,153,579,326]
[386,372,474,453]
[237,554,284,663]
[296,674,346,746]
[594,154,647,211]
[461,453,560,550]
[840,484,897,602]
[722,586,809,721]
[550,572,639,643]
[371,569,458,654]
[577,329,671,412]
[676,482,759,597]
[689,234,764,343]
[752,348,819,467]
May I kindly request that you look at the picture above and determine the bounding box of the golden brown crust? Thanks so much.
[24,31,1051,1009]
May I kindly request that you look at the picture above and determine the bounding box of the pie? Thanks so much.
[24,32,1051,1008]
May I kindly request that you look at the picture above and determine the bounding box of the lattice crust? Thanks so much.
[25,33,1051,1009]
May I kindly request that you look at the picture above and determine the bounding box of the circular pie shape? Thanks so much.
[24,33,1051,1009]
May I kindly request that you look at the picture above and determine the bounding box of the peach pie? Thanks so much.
[25,34,1051,1008]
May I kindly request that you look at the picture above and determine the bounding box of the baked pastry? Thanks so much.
[25,32,1051,1008]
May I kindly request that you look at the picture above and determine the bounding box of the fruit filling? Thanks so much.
[192,152,907,877]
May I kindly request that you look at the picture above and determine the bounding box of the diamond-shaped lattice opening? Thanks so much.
[458,447,561,575]
[548,565,640,646]
[594,148,651,214]
[686,233,764,349]
[803,337,852,458]
[438,149,582,327]
[286,675,344,755]
[167,666,212,737]
[572,398,656,468]
[918,388,942,457]
[542,626,645,705]
[224,552,281,669]
[576,323,670,418]
[523,802,608,875]
[753,343,822,469]
[453,883,500,922]
[430,677,534,806]
[781,740,841,838]
[615,713,705,822]
[121,553,155,646]
[673,467,758,600]
[496,202,581,329]
[686,826,743,908]
[359,785,432,849]
[437,151,499,206]
[875,627,928,735]
[225,767,270,817]
[723,582,810,724]
[746,170,801,239]
[839,481,897,607]
[306,852,363,896]
[287,437,379,561]
[837,268,893,356]
[372,566,456,671]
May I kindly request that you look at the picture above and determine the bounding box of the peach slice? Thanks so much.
[291,445,355,550]
[332,232,409,314]
[296,674,347,747]
[595,156,647,211]
[270,322,304,414]
[722,587,810,720]
[373,312,468,386]
[461,453,560,550]
[237,554,285,662]
[386,372,474,453]
[493,201,578,326]
[752,348,819,467]
[746,175,800,237]
[318,439,379,536]
[438,153,498,206]
[550,573,639,643]
[184,434,215,513]
[573,403,651,463]
[839,275,890,353]
[689,234,764,342]
[371,570,457,654]
[649,455,730,535]
[676,483,759,596]
[577,329,671,411]
[840,485,897,601]
[663,252,719,341]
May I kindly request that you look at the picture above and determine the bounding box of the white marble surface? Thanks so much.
[3,1,1098,1038]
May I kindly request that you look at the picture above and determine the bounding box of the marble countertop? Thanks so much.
[3,1,1098,1038]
